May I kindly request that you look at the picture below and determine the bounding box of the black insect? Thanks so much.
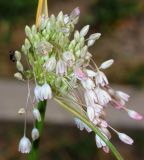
[9,50,16,62]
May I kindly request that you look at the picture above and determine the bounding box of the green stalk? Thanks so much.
[54,97,124,160]
[28,100,47,160]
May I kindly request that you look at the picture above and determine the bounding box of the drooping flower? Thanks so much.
[74,118,92,132]
[94,87,111,106]
[116,91,130,102]
[81,78,95,90]
[41,83,53,100]
[18,136,32,154]
[56,59,67,76]
[45,56,56,72]
[34,83,52,101]
[84,89,98,106]
[95,71,109,87]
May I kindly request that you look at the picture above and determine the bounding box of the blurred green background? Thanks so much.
[0,0,144,159]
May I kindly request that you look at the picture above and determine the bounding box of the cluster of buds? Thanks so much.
[14,7,143,154]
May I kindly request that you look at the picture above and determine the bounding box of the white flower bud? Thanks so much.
[63,51,74,62]
[31,128,39,141]
[74,31,80,41]
[18,108,26,115]
[57,11,64,22]
[25,39,31,50]
[64,14,70,24]
[99,59,114,69]
[118,132,134,145]
[87,33,101,47]
[80,25,90,37]
[127,109,143,120]
[16,61,24,72]
[75,50,81,57]
[89,33,101,41]
[31,25,37,35]
[14,72,23,81]
[18,136,32,154]
[87,39,95,47]
[21,45,27,55]
[46,56,56,72]
[33,108,41,122]
[15,51,21,61]
[25,26,31,37]
[70,7,80,20]
[80,46,88,58]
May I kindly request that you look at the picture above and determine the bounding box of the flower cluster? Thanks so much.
[14,7,143,154]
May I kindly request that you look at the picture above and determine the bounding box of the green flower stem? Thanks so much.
[28,100,47,160]
[54,97,124,160]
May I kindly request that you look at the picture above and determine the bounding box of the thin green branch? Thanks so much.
[28,100,47,160]
[54,97,124,160]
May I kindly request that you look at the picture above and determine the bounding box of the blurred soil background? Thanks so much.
[0,0,144,159]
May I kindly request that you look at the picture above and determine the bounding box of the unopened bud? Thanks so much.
[15,51,21,61]
[118,132,134,145]
[25,39,31,50]
[100,59,114,69]
[25,26,31,37]
[74,31,80,41]
[89,33,101,41]
[16,61,24,72]
[14,72,23,81]
[31,25,37,35]
[31,128,39,141]
[80,25,90,37]
[18,108,26,115]
[33,108,41,122]
[127,109,143,120]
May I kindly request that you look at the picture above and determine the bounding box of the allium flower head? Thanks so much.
[14,6,143,156]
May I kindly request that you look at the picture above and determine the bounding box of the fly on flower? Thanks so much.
[9,50,16,62]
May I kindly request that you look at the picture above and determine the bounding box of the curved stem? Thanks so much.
[28,100,47,160]
[54,97,124,160]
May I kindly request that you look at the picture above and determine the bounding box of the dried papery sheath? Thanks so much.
[14,5,143,158]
